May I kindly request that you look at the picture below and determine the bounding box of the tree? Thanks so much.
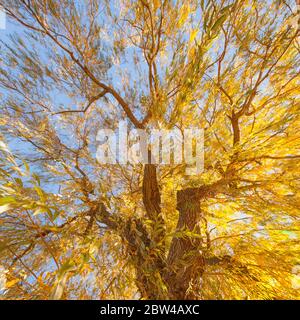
[0,0,299,299]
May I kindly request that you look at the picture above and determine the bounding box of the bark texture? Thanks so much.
[131,166,222,299]
[129,164,167,299]
[164,188,206,299]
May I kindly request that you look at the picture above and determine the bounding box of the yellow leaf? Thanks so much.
[178,4,190,28]
[189,29,198,43]
[5,279,19,288]
[153,0,160,10]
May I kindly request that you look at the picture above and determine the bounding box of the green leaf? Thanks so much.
[14,177,23,187]
[32,173,41,185]
[200,0,205,10]
[220,4,233,15]
[23,160,30,175]
[34,185,46,202]
[211,14,227,33]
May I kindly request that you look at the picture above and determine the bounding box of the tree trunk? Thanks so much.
[127,164,167,299]
[164,188,206,299]
[133,166,217,299]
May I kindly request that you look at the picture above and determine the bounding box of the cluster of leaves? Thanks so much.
[0,0,299,299]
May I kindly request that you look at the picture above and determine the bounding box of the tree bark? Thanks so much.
[133,166,228,299]
[126,164,167,299]
[142,164,161,221]
[164,187,207,299]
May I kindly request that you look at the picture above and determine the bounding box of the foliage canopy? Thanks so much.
[0,0,299,299]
